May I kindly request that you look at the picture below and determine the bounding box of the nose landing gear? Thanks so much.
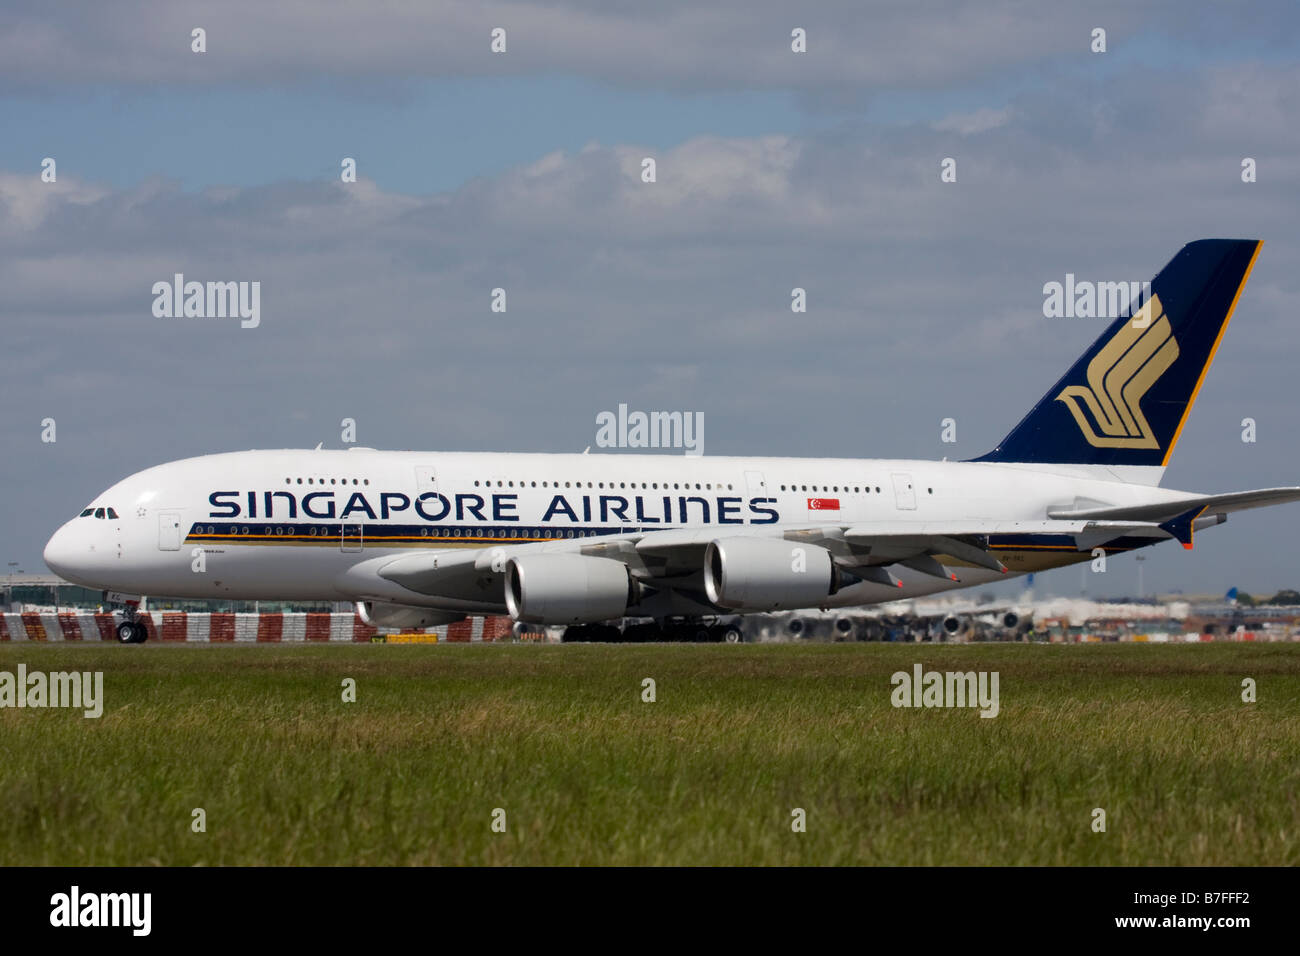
[116,614,148,644]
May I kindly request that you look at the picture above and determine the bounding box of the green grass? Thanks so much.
[1,642,1297,865]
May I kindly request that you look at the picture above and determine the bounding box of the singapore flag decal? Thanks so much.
[807,498,840,511]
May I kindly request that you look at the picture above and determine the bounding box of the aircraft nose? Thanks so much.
[43,520,85,582]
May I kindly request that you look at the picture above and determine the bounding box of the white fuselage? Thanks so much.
[43,448,1189,613]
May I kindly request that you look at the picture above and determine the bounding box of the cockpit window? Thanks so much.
[80,508,94,517]
[94,508,106,519]
[106,507,119,519]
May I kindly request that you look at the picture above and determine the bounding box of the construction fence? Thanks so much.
[0,611,518,643]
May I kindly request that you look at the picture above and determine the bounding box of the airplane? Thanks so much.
[43,239,1300,643]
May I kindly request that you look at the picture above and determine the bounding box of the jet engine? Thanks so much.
[704,537,850,611]
[504,554,639,625]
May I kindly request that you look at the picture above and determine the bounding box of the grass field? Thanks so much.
[1,642,1297,865]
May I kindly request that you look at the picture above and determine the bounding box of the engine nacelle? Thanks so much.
[1002,611,1020,630]
[704,537,845,611]
[942,614,963,634]
[504,554,638,625]
[357,601,464,630]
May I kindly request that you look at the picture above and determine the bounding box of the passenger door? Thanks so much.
[158,512,182,551]
[414,466,438,498]
[341,523,364,553]
[891,473,917,511]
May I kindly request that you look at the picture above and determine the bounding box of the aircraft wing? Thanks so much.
[373,516,1165,599]
[1046,486,1300,522]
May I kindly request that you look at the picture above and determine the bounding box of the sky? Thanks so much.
[2,1,1299,600]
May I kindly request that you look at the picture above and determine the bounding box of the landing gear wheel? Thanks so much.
[622,623,662,643]
[722,626,744,644]
[117,621,146,644]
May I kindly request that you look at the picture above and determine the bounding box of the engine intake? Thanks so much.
[704,537,847,611]
[505,554,638,625]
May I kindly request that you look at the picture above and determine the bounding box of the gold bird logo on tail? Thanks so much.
[1055,295,1179,449]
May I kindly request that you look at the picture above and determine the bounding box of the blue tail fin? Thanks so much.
[972,239,1262,470]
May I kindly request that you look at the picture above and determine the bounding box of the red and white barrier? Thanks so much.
[0,611,515,643]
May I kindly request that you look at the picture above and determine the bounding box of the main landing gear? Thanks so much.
[561,619,745,644]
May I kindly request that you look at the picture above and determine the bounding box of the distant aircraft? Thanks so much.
[775,599,1035,642]
[44,240,1300,642]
